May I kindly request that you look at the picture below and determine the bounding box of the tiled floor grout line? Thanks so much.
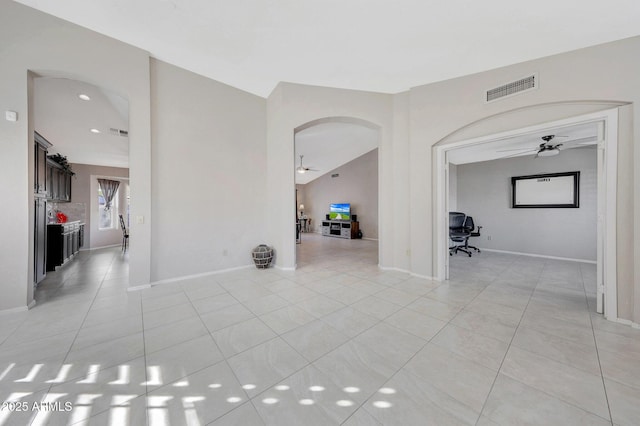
[182,285,264,425]
[9,242,633,425]
[472,256,543,426]
[580,263,615,425]
[139,291,150,426]
[29,250,126,425]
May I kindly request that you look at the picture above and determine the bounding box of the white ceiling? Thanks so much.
[295,122,378,184]
[15,0,640,98]
[34,77,129,168]
[446,122,599,165]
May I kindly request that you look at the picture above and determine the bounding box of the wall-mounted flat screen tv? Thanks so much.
[329,203,351,220]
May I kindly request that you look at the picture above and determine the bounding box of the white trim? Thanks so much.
[379,265,437,281]
[127,284,152,292]
[150,264,255,286]
[378,265,408,273]
[479,248,596,264]
[85,244,121,251]
[412,272,438,281]
[611,317,640,329]
[0,300,36,315]
[434,108,619,322]
[276,265,297,271]
[602,111,618,321]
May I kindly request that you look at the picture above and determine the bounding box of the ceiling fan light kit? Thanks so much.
[537,148,560,157]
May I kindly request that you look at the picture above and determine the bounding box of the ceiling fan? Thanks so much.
[296,155,319,173]
[497,134,597,159]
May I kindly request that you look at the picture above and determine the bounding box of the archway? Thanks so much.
[433,107,621,321]
[292,116,381,268]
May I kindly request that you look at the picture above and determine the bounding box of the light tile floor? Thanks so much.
[1,234,639,425]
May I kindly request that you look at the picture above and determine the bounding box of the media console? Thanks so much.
[321,220,359,239]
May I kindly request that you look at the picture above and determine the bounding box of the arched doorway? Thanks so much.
[433,107,620,321]
[293,117,381,268]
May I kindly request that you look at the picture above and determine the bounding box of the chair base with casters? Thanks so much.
[449,240,472,257]
[119,214,129,252]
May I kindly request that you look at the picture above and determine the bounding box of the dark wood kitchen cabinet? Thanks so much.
[46,159,72,202]
[34,132,52,286]
[47,222,84,271]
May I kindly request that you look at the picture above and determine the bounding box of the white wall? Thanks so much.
[150,59,267,281]
[0,0,151,311]
[3,1,639,323]
[448,163,458,212]
[301,149,378,238]
[409,37,640,321]
[266,83,394,269]
[455,148,597,261]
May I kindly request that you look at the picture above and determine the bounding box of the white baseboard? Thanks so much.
[0,305,28,315]
[480,248,596,264]
[0,299,37,315]
[275,265,297,271]
[609,317,640,329]
[378,265,436,281]
[150,264,255,287]
[86,243,121,251]
[127,284,152,292]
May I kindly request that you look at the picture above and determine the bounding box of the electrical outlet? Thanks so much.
[487,236,492,241]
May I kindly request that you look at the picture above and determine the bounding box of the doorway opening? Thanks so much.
[434,109,619,321]
[293,117,380,268]
[31,76,131,301]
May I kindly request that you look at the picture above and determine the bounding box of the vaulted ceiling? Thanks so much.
[19,1,640,169]
[15,0,640,97]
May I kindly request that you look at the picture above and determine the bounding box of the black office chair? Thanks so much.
[463,216,482,253]
[119,214,129,252]
[449,212,472,257]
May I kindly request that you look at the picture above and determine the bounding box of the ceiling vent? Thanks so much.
[486,74,537,102]
[109,128,129,137]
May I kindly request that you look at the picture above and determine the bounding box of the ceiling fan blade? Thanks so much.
[498,149,538,159]
[496,147,537,153]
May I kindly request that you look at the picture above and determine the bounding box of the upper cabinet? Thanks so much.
[34,132,51,196]
[46,159,73,202]
[35,132,73,203]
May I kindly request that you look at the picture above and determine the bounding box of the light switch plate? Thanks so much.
[5,111,17,122]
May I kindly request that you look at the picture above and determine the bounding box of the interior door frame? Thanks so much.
[434,108,618,321]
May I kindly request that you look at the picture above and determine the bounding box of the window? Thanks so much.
[98,186,119,230]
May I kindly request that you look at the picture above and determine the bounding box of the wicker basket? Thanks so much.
[252,244,273,269]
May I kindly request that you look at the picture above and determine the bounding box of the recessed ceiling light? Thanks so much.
[78,94,91,101]
[90,128,100,133]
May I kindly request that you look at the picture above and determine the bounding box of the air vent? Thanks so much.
[486,74,537,102]
[109,128,129,137]
[331,173,339,178]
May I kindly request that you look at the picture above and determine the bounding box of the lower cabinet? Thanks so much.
[47,222,84,271]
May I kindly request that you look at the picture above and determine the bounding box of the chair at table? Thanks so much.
[449,212,472,257]
[463,216,482,253]
[119,214,129,252]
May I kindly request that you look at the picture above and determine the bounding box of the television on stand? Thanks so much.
[329,203,351,221]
